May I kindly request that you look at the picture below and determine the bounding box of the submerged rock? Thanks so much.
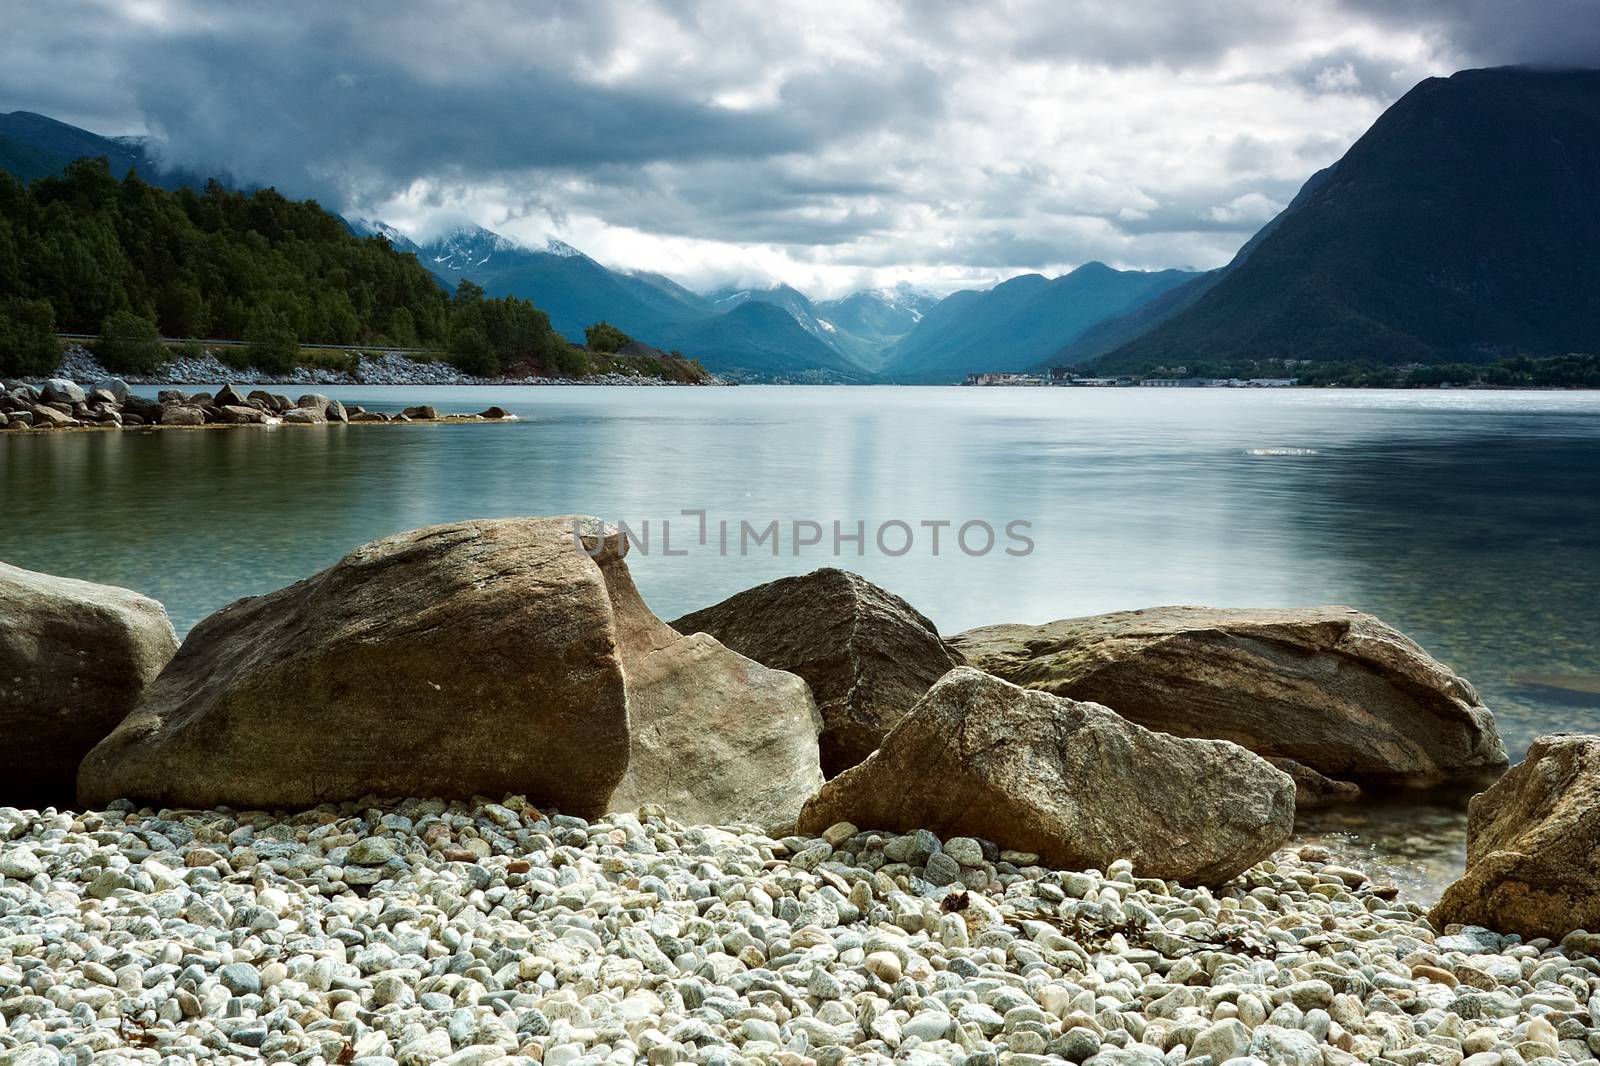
[672,567,965,776]
[1432,732,1600,938]
[0,562,178,805]
[953,605,1505,799]
[797,666,1295,884]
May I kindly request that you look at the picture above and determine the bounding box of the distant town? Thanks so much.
[964,369,1298,387]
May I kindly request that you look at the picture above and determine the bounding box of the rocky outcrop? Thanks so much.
[672,568,966,776]
[79,518,822,830]
[797,667,1295,885]
[0,375,513,431]
[603,555,823,832]
[0,563,178,805]
[953,606,1505,800]
[1431,733,1600,938]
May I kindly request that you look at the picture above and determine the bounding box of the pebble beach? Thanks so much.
[2,797,1594,1066]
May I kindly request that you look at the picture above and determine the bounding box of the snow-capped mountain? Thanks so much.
[347,217,420,253]
[707,283,839,345]
[817,284,941,345]
[418,224,526,271]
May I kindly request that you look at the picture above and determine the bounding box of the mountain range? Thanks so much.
[1093,67,1600,369]
[7,65,1598,380]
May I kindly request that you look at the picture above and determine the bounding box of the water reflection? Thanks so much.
[4,385,1599,892]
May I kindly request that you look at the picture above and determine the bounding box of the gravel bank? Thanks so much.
[51,348,724,388]
[1,798,1594,1066]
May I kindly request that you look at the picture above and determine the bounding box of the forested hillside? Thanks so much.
[0,158,598,378]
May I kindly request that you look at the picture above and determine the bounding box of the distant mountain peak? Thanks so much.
[543,236,583,258]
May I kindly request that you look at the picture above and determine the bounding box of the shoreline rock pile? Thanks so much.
[1,376,517,430]
[6,531,1600,1066]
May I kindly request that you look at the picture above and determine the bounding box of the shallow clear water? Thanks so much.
[5,385,1599,897]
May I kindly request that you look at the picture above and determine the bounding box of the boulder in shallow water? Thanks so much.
[1431,733,1600,938]
[953,605,1505,798]
[1268,757,1363,809]
[92,377,129,403]
[402,404,439,421]
[1,562,178,805]
[41,378,85,404]
[30,404,76,428]
[797,667,1295,885]
[79,517,823,829]
[324,398,348,423]
[213,384,249,408]
[159,405,205,426]
[672,568,966,776]
[281,407,325,424]
[215,404,272,425]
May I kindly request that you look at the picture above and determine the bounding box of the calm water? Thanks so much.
[5,385,1599,895]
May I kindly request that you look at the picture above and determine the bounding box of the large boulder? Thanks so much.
[159,406,205,426]
[40,378,85,405]
[797,667,1295,885]
[79,518,633,815]
[79,518,823,829]
[0,563,178,805]
[953,606,1505,798]
[1431,734,1600,938]
[603,555,823,832]
[91,377,129,404]
[672,568,966,776]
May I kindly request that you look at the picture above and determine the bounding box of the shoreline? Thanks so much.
[41,346,732,390]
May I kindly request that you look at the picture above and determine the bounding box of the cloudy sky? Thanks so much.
[3,0,1596,296]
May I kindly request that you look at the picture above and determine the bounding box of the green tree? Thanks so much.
[242,310,301,374]
[0,298,63,377]
[584,320,630,354]
[446,324,498,376]
[94,309,167,373]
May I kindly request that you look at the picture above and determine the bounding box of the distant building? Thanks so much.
[1141,376,1298,388]
[965,372,1044,386]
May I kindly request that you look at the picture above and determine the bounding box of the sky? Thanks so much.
[2,0,1597,297]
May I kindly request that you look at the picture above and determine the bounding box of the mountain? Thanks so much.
[657,301,868,382]
[1099,67,1600,370]
[817,285,939,342]
[0,111,222,191]
[701,281,939,373]
[1047,165,1338,369]
[0,111,154,184]
[392,223,699,344]
[348,221,867,380]
[881,262,1200,382]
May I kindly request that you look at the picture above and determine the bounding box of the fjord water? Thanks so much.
[5,385,1599,893]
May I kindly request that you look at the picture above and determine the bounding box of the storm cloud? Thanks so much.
[1,0,1593,295]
